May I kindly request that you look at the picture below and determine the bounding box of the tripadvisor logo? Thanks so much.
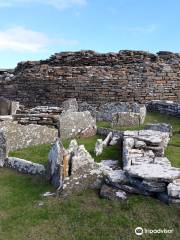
[135,227,174,236]
[135,227,143,236]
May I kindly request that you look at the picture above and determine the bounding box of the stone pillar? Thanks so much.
[0,130,7,167]
[47,138,64,188]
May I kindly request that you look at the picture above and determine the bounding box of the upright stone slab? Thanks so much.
[10,101,19,115]
[71,145,94,174]
[59,111,97,139]
[0,121,58,152]
[0,97,11,115]
[111,112,140,127]
[0,130,7,167]
[47,139,64,188]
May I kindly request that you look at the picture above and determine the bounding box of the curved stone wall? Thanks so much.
[0,50,180,107]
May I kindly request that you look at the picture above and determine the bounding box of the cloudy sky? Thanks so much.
[0,0,180,68]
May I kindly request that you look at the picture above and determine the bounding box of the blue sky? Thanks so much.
[0,0,180,68]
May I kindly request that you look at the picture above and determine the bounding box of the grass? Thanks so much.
[10,135,121,165]
[0,112,180,240]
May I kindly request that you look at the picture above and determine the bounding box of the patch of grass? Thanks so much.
[165,146,180,168]
[10,135,121,164]
[169,133,180,146]
[0,185,179,240]
[144,112,180,132]
[10,144,51,165]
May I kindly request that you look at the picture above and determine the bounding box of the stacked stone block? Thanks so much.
[0,50,179,107]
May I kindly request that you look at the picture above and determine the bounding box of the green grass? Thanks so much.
[9,135,121,165]
[1,112,180,240]
[10,144,51,164]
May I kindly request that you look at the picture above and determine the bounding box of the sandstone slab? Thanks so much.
[126,163,180,182]
[59,111,96,139]
[5,157,45,175]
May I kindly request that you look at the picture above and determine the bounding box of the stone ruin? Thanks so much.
[45,124,180,204]
[0,98,97,172]
[0,97,179,205]
[97,102,146,127]
[1,51,180,107]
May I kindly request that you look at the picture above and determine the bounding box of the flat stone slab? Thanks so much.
[131,157,154,165]
[142,180,166,192]
[124,130,169,146]
[153,157,171,166]
[5,157,45,175]
[168,179,180,198]
[126,163,180,182]
[0,116,13,121]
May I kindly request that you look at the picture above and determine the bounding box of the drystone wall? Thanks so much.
[0,51,180,107]
[147,100,180,117]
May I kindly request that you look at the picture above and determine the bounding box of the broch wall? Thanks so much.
[0,50,180,107]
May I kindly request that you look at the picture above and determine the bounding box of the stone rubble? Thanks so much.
[95,128,180,204]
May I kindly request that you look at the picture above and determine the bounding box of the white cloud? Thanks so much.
[0,0,87,10]
[0,26,79,52]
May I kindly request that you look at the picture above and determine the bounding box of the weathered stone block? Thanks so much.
[71,145,94,174]
[126,163,180,182]
[167,179,180,198]
[0,121,58,152]
[59,111,97,139]
[5,157,45,175]
[111,112,140,127]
